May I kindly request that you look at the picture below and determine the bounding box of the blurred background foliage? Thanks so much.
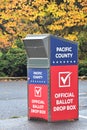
[0,0,87,77]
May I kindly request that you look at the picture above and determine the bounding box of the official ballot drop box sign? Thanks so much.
[23,34,78,122]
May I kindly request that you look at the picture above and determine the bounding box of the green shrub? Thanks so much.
[0,39,27,77]
[78,31,87,60]
[0,36,87,77]
[79,61,87,76]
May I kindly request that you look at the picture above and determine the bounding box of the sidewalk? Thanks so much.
[0,110,87,130]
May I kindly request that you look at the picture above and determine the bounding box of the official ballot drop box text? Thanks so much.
[23,34,78,122]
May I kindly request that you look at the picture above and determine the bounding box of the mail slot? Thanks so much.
[23,34,78,122]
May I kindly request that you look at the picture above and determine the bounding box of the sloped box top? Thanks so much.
[23,34,78,68]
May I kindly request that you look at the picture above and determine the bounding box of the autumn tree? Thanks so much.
[0,0,87,48]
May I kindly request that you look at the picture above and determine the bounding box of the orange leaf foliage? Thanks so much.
[0,0,87,48]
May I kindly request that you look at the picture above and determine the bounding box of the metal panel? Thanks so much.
[24,39,47,58]
[27,68,49,121]
[50,36,78,66]
[23,34,50,68]
[27,58,49,68]
[23,34,50,58]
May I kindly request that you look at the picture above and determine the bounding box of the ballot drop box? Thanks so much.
[23,34,78,122]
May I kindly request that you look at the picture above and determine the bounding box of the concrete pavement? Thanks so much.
[0,80,87,130]
[0,113,87,130]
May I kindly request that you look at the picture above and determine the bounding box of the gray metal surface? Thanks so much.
[27,58,49,68]
[23,34,50,68]
[24,39,47,58]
